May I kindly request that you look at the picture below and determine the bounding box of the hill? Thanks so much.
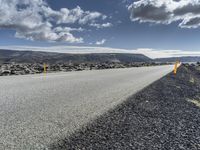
[155,56,200,63]
[0,49,151,64]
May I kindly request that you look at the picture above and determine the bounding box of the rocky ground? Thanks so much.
[0,62,168,76]
[49,64,200,150]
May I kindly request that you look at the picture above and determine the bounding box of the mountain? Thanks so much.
[155,57,200,63]
[0,49,152,64]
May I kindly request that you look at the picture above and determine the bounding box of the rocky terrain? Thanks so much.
[0,62,169,76]
[0,49,172,76]
[49,64,200,150]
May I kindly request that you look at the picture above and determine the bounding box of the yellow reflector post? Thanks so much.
[174,61,178,74]
[44,63,47,74]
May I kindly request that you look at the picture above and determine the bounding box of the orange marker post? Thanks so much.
[174,61,178,75]
[44,63,47,74]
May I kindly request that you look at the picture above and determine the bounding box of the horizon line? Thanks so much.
[0,45,200,59]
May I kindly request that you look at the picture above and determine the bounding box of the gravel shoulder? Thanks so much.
[49,65,200,150]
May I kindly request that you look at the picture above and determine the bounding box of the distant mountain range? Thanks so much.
[1,49,200,64]
[155,57,200,63]
[0,49,151,64]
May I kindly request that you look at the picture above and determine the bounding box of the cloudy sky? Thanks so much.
[1,0,200,58]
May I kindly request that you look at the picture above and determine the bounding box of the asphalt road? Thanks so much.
[0,66,173,149]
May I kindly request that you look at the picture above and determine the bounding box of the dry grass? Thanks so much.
[187,99,200,108]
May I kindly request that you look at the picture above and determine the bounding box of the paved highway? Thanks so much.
[0,66,173,149]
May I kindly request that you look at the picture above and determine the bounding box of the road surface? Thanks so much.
[0,66,173,149]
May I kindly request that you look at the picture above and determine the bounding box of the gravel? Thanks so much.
[50,65,200,150]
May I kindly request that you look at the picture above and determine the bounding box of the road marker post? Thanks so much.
[173,61,179,75]
[44,63,47,74]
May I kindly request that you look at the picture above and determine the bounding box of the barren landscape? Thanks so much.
[0,49,170,76]
[1,0,200,149]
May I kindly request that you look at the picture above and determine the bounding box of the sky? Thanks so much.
[1,0,200,58]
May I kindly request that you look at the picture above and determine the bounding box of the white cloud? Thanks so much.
[90,22,112,28]
[0,0,107,43]
[53,27,84,32]
[95,39,106,45]
[1,46,200,59]
[0,45,135,54]
[129,0,200,28]
[78,11,103,24]
[45,6,104,25]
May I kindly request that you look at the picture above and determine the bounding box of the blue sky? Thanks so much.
[1,0,200,58]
